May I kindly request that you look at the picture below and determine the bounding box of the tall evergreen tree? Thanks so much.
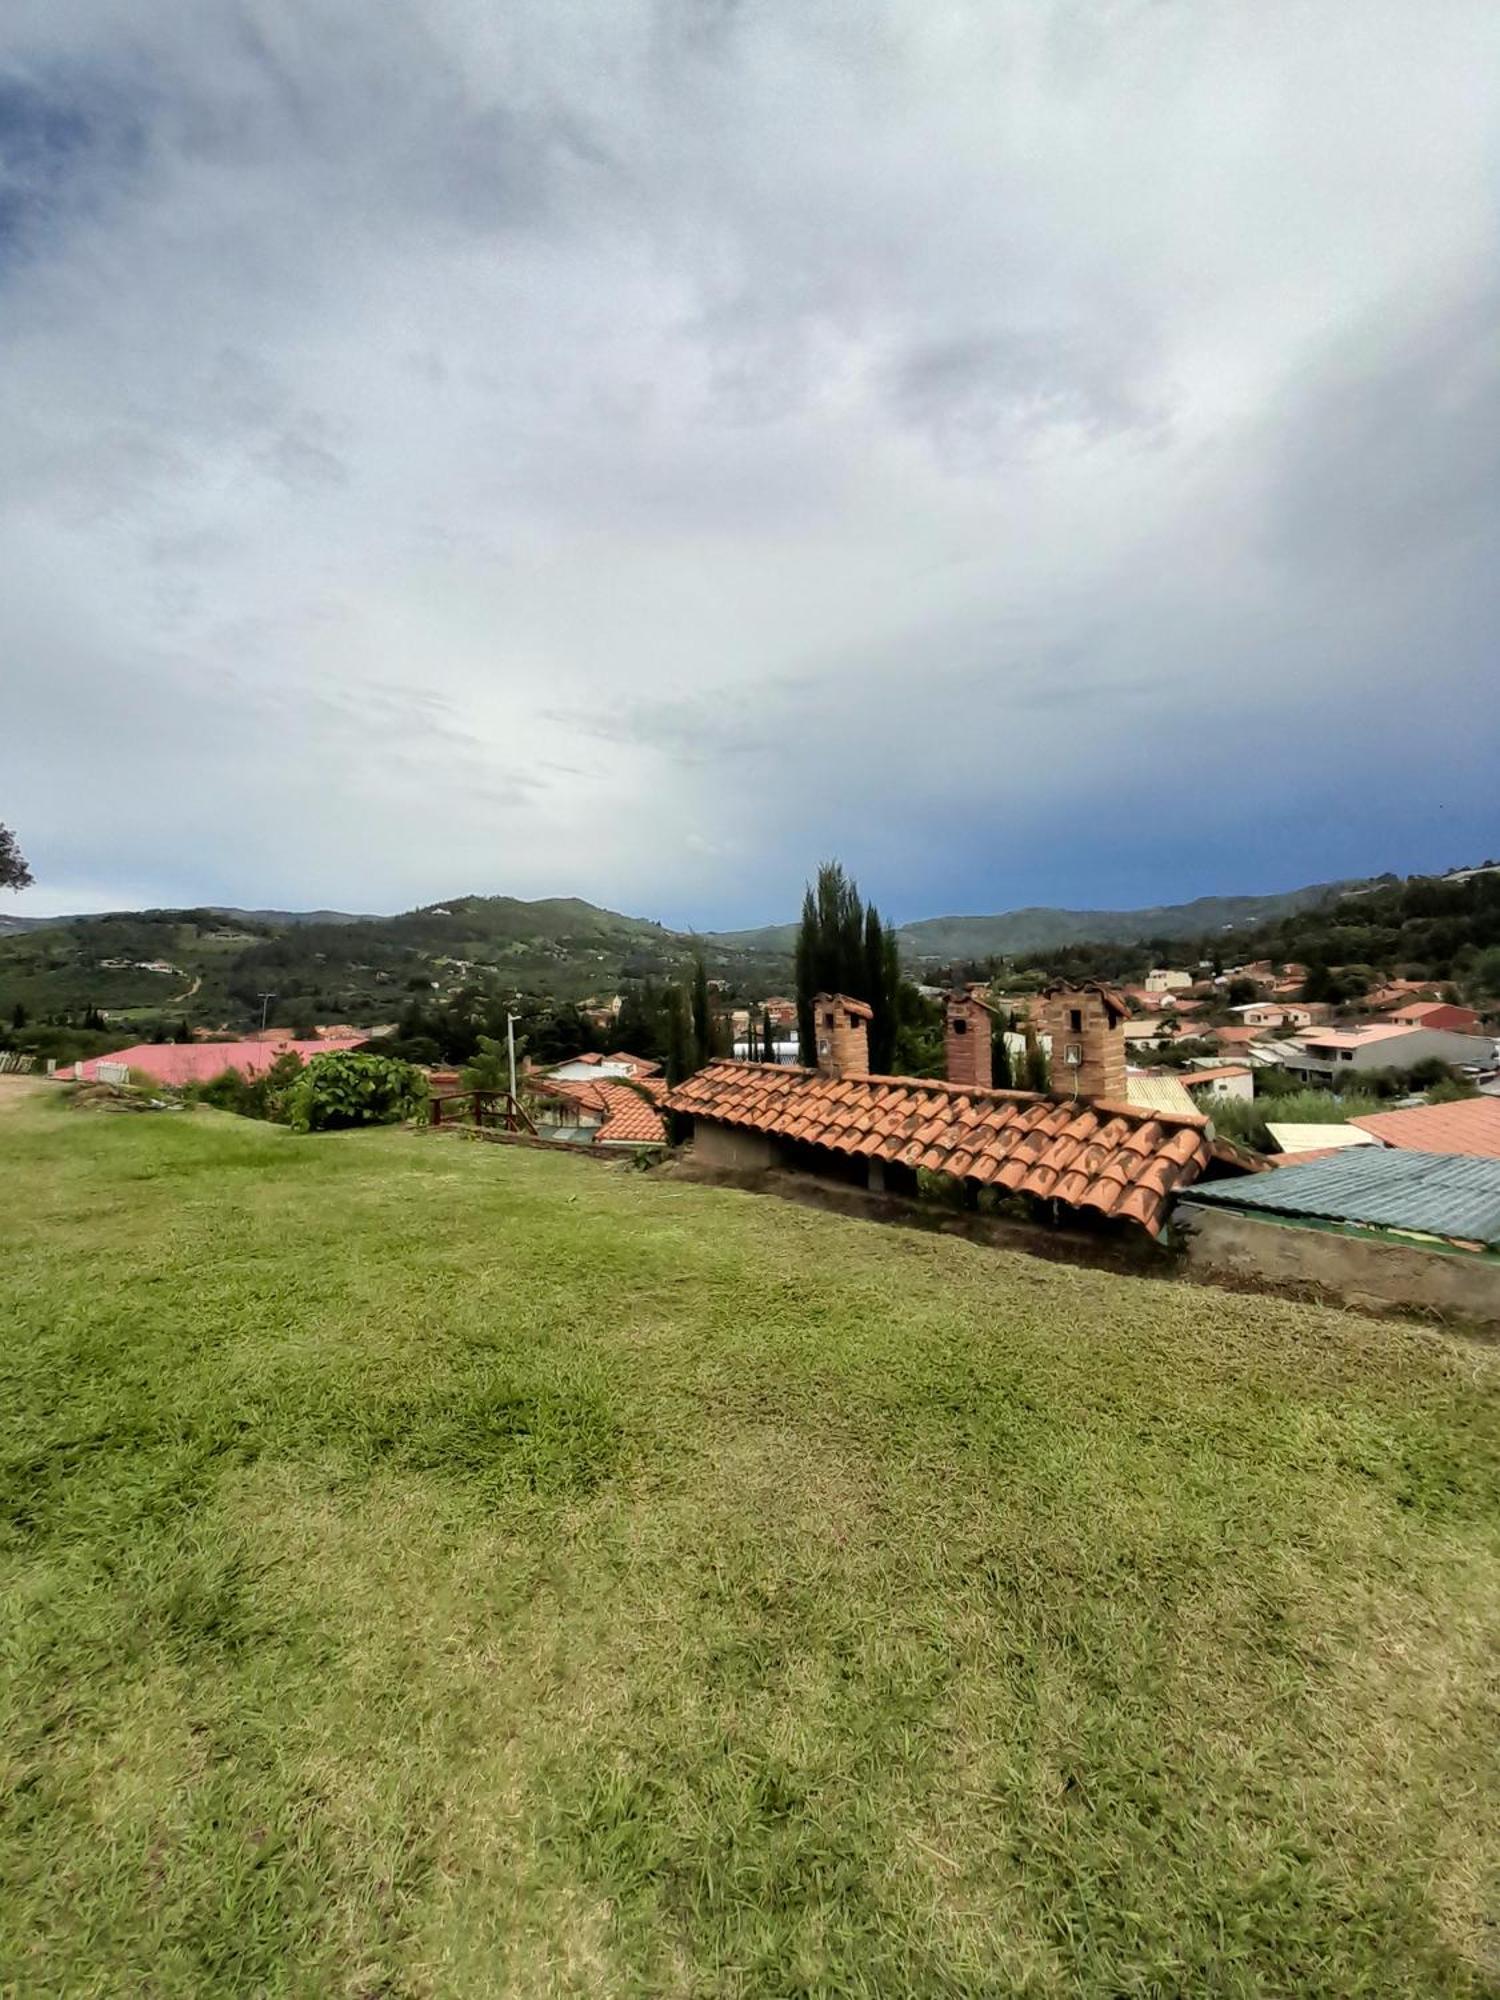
[690,952,712,1073]
[992,1008,1013,1090]
[762,1005,778,1063]
[794,860,900,1066]
[665,984,692,1086]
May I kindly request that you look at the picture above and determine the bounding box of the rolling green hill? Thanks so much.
[891,879,1371,960]
[11,865,1491,1037]
[705,877,1370,963]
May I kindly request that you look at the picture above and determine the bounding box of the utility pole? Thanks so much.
[258,992,276,1032]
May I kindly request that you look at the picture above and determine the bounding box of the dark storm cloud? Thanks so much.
[1,0,1497,924]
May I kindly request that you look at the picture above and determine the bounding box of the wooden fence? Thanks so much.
[428,1090,537,1136]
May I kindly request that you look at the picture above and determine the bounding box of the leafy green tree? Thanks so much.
[1022,1026,1050,1094]
[0,823,31,892]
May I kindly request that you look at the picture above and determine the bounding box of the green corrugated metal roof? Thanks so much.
[1180,1149,1500,1247]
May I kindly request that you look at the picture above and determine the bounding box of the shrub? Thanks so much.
[193,1051,305,1122]
[282,1051,428,1134]
[1210,1088,1380,1154]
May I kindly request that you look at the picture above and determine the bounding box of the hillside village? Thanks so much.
[5,860,1499,1993]
[10,860,1500,1331]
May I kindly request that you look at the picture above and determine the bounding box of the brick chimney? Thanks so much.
[1042,981,1127,1103]
[944,991,994,1090]
[812,992,872,1078]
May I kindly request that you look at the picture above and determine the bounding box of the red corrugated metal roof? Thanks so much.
[72,1039,364,1086]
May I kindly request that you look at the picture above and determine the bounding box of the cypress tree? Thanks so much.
[665,985,692,1086]
[690,952,712,1073]
[794,860,900,1067]
[992,1008,1013,1089]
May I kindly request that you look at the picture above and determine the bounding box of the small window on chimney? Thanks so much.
[846,1012,859,1029]
[953,1017,967,1035]
[1069,1009,1082,1032]
[823,1011,834,1028]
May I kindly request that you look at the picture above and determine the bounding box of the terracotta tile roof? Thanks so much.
[1349,1097,1500,1159]
[531,1074,668,1145]
[667,1061,1248,1234]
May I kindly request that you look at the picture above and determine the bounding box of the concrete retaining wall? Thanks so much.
[1178,1202,1500,1330]
[692,1122,781,1173]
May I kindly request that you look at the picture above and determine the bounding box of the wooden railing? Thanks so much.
[428,1090,537,1136]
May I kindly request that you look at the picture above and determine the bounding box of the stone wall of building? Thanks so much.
[1178,1202,1500,1331]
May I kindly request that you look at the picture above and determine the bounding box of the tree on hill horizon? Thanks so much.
[1,823,32,893]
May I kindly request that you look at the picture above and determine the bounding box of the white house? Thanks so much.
[1277,1024,1497,1083]
[1144,968,1193,994]
[1231,1002,1318,1029]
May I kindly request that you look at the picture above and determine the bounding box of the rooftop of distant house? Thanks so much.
[1294,1024,1421,1049]
[529,1073,668,1145]
[1350,1096,1500,1159]
[70,1038,363,1087]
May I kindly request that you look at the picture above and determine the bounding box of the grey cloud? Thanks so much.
[2,0,1498,924]
[1260,286,1500,578]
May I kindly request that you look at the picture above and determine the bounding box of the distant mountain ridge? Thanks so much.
[706,876,1372,961]
[3,874,1375,958]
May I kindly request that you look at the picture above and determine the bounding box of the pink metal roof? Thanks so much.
[71,1038,363,1086]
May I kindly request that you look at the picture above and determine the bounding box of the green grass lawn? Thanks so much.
[2,1094,1497,1998]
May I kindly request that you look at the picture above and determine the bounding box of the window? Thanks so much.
[846,1012,860,1029]
[952,1017,967,1035]
[823,1011,834,1028]
[1069,1009,1083,1032]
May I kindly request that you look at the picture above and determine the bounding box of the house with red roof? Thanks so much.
[1382,1000,1482,1034]
[667,985,1259,1238]
[526,1073,668,1149]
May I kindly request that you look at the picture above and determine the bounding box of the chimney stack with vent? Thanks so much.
[1042,981,1127,1104]
[944,991,994,1091]
[812,993,872,1078]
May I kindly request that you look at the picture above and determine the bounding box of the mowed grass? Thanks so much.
[2,1096,1498,1998]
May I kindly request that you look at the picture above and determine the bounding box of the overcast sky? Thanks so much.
[3,1,1498,927]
